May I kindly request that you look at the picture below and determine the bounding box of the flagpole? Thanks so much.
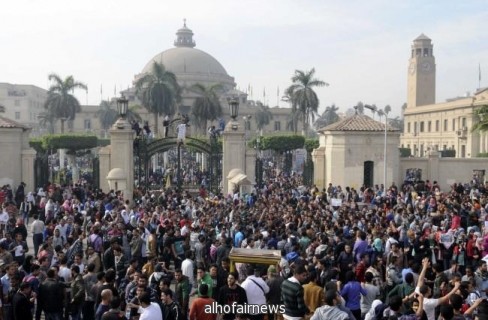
[277,86,279,107]
[479,63,482,90]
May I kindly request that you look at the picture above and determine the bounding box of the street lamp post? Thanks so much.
[116,95,129,129]
[227,97,240,130]
[177,142,182,191]
[255,136,262,189]
[383,112,388,193]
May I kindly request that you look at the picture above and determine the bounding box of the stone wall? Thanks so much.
[0,127,35,192]
[399,151,488,187]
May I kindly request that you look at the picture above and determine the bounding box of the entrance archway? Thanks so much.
[134,136,222,193]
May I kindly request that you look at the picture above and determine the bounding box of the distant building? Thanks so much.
[0,83,47,136]
[123,21,301,138]
[401,34,488,158]
[1,22,303,138]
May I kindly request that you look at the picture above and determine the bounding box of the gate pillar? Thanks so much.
[109,119,134,203]
[222,119,253,195]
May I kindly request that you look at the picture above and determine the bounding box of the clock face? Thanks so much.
[409,63,416,75]
[421,61,433,73]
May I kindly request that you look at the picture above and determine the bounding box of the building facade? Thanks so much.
[401,34,488,158]
[2,22,300,139]
[125,21,301,138]
[0,83,47,136]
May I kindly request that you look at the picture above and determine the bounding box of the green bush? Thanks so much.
[97,139,110,147]
[29,139,45,153]
[250,135,306,152]
[30,134,99,152]
[399,148,411,157]
[304,139,319,153]
[476,153,488,157]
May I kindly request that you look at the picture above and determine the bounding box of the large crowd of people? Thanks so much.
[0,172,488,320]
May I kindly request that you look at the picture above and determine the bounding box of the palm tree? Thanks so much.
[44,73,87,133]
[38,110,56,134]
[389,116,404,132]
[96,100,119,135]
[135,62,181,136]
[190,83,223,135]
[282,92,299,134]
[364,104,378,120]
[356,101,365,114]
[127,105,143,123]
[285,68,328,136]
[472,105,488,132]
[255,102,273,133]
[314,104,339,129]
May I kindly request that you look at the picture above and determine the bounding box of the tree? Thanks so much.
[96,100,118,133]
[472,105,488,132]
[285,68,328,136]
[364,104,378,120]
[389,116,404,132]
[190,83,223,135]
[254,102,273,133]
[127,105,143,123]
[38,110,56,134]
[314,104,339,129]
[356,101,365,114]
[282,93,299,134]
[44,73,87,133]
[135,62,181,136]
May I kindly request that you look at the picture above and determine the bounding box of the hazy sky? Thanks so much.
[1,0,487,118]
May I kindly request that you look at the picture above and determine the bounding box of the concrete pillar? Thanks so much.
[109,119,134,203]
[312,146,326,190]
[201,153,208,171]
[59,149,66,169]
[21,148,36,192]
[222,121,246,195]
[67,154,79,183]
[98,147,111,193]
[245,148,257,185]
[483,134,486,153]
[427,150,440,182]
[163,152,168,168]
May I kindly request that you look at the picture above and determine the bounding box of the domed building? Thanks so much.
[118,21,301,137]
[131,21,236,115]
[55,21,300,138]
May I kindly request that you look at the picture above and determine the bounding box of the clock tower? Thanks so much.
[407,34,436,108]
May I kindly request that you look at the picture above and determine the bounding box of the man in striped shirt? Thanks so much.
[281,264,309,320]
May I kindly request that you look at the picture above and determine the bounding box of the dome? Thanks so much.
[137,21,235,91]
[141,47,229,78]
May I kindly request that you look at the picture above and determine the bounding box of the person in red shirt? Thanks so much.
[189,284,217,320]
[355,253,368,283]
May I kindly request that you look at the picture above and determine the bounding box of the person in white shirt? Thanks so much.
[415,257,460,320]
[58,256,72,283]
[384,232,398,257]
[0,205,10,237]
[181,251,195,290]
[30,214,45,257]
[138,292,162,320]
[240,266,269,319]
